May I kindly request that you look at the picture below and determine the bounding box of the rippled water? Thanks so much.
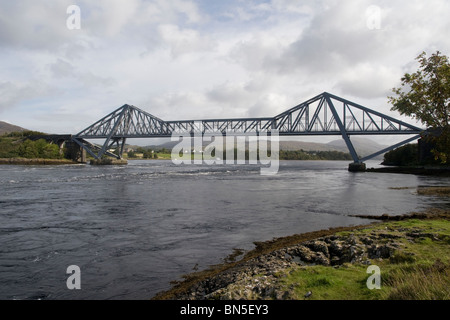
[0,160,448,299]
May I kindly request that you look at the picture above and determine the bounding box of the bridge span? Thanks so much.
[70,92,424,170]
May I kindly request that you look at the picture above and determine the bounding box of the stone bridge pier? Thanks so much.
[64,139,86,163]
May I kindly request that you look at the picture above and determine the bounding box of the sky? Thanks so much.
[1,0,449,145]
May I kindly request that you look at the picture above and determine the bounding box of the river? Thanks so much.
[0,160,448,299]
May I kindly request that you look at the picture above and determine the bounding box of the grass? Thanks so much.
[125,152,172,160]
[154,210,450,300]
[279,218,450,300]
[417,186,450,196]
[283,264,386,300]
[0,158,77,165]
[384,260,450,299]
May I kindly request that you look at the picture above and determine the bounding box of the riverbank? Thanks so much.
[153,189,450,300]
[366,165,450,176]
[89,158,128,165]
[0,158,78,165]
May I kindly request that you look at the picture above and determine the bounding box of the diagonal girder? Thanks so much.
[73,92,425,161]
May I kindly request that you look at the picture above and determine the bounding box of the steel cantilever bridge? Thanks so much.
[72,92,424,164]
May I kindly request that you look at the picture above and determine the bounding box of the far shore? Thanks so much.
[366,165,450,176]
[0,158,79,165]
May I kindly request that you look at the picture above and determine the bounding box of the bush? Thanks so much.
[383,144,419,166]
[17,139,61,159]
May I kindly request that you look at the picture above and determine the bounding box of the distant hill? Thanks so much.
[326,137,388,159]
[129,136,387,159]
[0,121,27,135]
[278,141,342,152]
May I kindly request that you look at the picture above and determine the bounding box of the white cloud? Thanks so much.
[0,0,449,136]
[0,81,52,112]
[49,59,75,78]
[0,0,74,50]
[158,24,216,57]
[334,63,399,99]
[84,0,140,37]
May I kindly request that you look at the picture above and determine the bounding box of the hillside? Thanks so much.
[0,121,27,135]
[132,137,387,159]
[327,137,388,159]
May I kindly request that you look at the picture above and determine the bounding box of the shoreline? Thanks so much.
[366,165,450,176]
[0,158,79,165]
[152,224,374,300]
[153,202,450,300]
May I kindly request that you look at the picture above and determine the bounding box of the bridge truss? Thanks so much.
[72,92,424,163]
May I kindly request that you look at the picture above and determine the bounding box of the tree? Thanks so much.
[143,150,152,159]
[17,139,61,159]
[18,139,39,158]
[383,144,419,166]
[389,51,450,163]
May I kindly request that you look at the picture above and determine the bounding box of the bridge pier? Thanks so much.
[65,140,86,163]
[348,162,366,172]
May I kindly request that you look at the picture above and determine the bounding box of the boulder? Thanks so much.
[304,240,330,257]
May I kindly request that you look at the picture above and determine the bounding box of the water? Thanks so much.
[0,160,448,300]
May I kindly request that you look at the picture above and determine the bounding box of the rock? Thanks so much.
[314,252,330,266]
[329,240,346,256]
[349,244,366,263]
[348,235,358,245]
[290,245,316,263]
[378,232,401,239]
[276,290,292,300]
[368,244,395,259]
[406,231,439,241]
[304,240,330,257]
[360,236,374,245]
[324,235,338,242]
[330,256,341,266]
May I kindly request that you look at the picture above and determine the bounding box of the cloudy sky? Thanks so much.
[1,0,449,144]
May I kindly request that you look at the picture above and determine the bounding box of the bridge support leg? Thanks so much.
[348,162,366,172]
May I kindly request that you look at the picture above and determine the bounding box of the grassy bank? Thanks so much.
[155,209,450,300]
[276,216,450,300]
[366,166,450,176]
[0,158,78,165]
[154,184,450,301]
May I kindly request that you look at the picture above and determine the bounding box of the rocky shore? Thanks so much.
[366,165,450,176]
[153,207,450,300]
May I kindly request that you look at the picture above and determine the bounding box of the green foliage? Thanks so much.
[3,130,46,138]
[389,51,450,163]
[383,144,419,166]
[142,149,153,159]
[174,147,352,161]
[279,150,352,161]
[0,136,62,159]
[17,139,61,159]
[135,147,146,154]
[280,218,450,300]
